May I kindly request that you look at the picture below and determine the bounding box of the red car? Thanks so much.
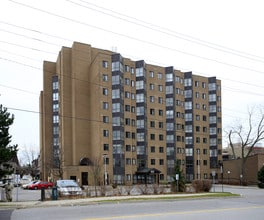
[27,181,53,190]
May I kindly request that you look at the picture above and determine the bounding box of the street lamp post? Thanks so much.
[103,154,108,185]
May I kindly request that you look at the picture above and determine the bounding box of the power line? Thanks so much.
[7,0,264,76]
[67,0,264,63]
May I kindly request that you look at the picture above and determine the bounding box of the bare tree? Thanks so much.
[44,148,64,181]
[88,156,103,197]
[19,146,39,179]
[228,107,264,180]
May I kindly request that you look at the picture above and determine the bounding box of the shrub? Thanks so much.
[258,182,264,188]
[192,180,212,193]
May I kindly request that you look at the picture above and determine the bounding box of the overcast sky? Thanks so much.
[1,0,264,156]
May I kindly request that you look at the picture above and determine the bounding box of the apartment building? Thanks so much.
[40,42,222,186]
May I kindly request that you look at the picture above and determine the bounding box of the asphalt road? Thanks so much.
[2,185,264,220]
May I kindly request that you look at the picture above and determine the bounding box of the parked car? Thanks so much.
[55,179,83,196]
[28,181,53,190]
[22,180,38,189]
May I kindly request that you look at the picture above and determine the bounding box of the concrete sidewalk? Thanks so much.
[0,193,220,209]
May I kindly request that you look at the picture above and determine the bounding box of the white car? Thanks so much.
[56,180,83,196]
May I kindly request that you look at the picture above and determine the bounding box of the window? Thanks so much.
[137,133,145,141]
[103,130,109,137]
[113,117,121,126]
[184,78,192,86]
[166,110,173,119]
[166,98,173,107]
[150,108,155,115]
[159,122,163,128]
[159,147,164,153]
[53,103,59,112]
[209,116,217,124]
[166,122,174,131]
[102,60,108,68]
[151,146,155,152]
[159,159,164,165]
[103,144,109,151]
[185,137,193,145]
[53,115,59,123]
[159,110,163,116]
[166,73,173,82]
[126,132,131,138]
[151,159,155,165]
[185,113,192,121]
[112,75,120,85]
[209,94,216,102]
[103,102,108,110]
[210,149,218,157]
[136,94,145,103]
[125,65,130,72]
[136,67,144,77]
[103,88,108,96]
[126,145,131,151]
[185,125,192,133]
[52,81,58,90]
[125,105,130,112]
[136,80,144,90]
[113,130,121,140]
[185,101,192,110]
[202,82,206,88]
[150,134,155,140]
[196,126,200,132]
[112,103,121,112]
[125,78,130,85]
[158,97,163,104]
[136,119,144,128]
[125,91,130,98]
[159,134,164,141]
[166,85,173,94]
[126,158,131,165]
[149,71,154,78]
[158,72,162,79]
[150,121,155,128]
[103,116,109,123]
[149,83,154,90]
[184,90,192,98]
[166,135,174,143]
[158,85,163,91]
[102,74,108,81]
[186,148,193,156]
[195,81,199,87]
[149,96,154,103]
[53,92,59,101]
[196,115,200,121]
[209,83,216,91]
[136,106,144,116]
[125,118,130,125]
[112,89,120,99]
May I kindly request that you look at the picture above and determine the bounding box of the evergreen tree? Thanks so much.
[258,165,264,188]
[0,104,18,179]
[172,160,186,192]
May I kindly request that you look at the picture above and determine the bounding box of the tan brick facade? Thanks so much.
[40,42,222,186]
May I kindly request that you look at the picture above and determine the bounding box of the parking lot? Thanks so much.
[0,186,51,202]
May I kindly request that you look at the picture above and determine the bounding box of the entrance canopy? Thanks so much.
[134,168,161,184]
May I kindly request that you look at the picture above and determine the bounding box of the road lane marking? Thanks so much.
[83,205,264,220]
